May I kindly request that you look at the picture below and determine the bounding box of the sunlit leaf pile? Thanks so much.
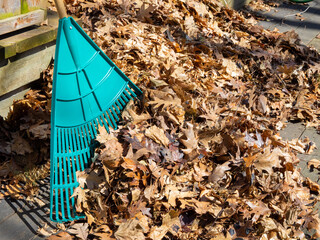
[1,0,320,239]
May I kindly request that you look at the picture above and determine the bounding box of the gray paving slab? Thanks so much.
[0,178,55,240]
[280,122,320,183]
[253,0,320,45]
[0,197,28,224]
[0,200,16,224]
[280,122,320,239]
[309,37,320,50]
[294,2,320,43]
[256,2,308,30]
[258,20,277,31]
[0,213,37,240]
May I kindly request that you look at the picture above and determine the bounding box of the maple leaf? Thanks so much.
[305,177,320,193]
[96,125,116,144]
[93,224,113,239]
[68,223,89,240]
[71,186,89,211]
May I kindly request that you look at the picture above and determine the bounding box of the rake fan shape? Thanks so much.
[50,17,142,222]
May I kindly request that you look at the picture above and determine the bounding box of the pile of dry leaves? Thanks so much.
[0,65,53,198]
[1,0,320,239]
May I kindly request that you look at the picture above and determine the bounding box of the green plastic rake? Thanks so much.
[50,0,142,222]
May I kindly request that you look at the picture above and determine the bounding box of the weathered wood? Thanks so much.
[0,9,46,35]
[0,43,55,98]
[0,10,80,60]
[0,0,20,20]
[0,10,82,99]
[0,24,57,59]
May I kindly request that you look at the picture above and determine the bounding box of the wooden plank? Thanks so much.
[0,9,45,35]
[0,10,81,60]
[0,0,21,20]
[0,43,56,97]
[0,10,82,98]
[0,24,57,59]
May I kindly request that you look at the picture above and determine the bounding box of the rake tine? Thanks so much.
[113,103,121,115]
[89,122,96,139]
[80,126,89,149]
[126,86,137,98]
[110,107,119,121]
[97,116,103,126]
[70,186,75,217]
[90,120,97,137]
[118,96,126,106]
[71,128,81,171]
[93,119,99,133]
[82,151,89,168]
[103,112,114,129]
[106,109,117,129]
[100,115,110,133]
[59,162,65,218]
[116,99,124,110]
[84,124,92,147]
[63,159,69,219]
[123,88,133,100]
[76,127,86,170]
[61,128,66,154]
[121,92,129,102]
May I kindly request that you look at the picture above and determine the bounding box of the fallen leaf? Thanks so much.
[47,231,73,240]
[68,223,89,240]
[145,125,170,146]
[308,159,320,169]
[115,218,146,240]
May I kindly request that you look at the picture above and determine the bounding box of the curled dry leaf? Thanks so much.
[180,123,198,154]
[208,161,231,183]
[308,159,320,169]
[305,177,320,193]
[145,125,170,146]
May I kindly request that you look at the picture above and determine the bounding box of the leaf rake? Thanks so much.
[50,0,142,222]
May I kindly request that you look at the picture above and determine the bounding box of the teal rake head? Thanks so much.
[50,16,142,222]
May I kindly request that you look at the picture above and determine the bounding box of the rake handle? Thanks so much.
[54,0,68,19]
